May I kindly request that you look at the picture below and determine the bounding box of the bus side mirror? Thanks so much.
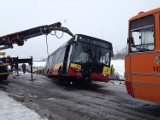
[127,37,135,47]
[111,50,113,57]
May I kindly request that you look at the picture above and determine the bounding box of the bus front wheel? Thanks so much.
[47,69,49,77]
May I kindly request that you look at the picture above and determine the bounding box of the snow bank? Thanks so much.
[33,61,46,67]
[0,90,47,120]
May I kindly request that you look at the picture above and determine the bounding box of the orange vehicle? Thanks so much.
[125,8,160,103]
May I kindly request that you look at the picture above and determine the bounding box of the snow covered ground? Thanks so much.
[111,59,124,76]
[0,59,124,120]
[0,90,47,120]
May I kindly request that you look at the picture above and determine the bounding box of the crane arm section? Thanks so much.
[0,22,74,50]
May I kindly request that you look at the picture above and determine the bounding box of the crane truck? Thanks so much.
[0,22,73,81]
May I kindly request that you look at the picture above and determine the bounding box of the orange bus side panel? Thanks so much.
[133,83,160,103]
[132,75,160,85]
[131,53,158,74]
[125,55,133,96]
[125,55,131,74]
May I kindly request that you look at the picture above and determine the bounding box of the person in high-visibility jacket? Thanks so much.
[110,64,115,75]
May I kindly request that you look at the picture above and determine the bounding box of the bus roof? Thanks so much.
[75,34,112,45]
[48,34,112,58]
[129,7,160,22]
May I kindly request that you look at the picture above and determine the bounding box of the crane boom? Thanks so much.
[0,22,74,81]
[0,22,74,50]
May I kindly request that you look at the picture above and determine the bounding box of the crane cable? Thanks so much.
[51,30,64,39]
[45,34,49,57]
[45,31,64,58]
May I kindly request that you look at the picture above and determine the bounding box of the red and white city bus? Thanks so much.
[44,34,113,83]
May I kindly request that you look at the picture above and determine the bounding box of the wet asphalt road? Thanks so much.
[0,73,160,120]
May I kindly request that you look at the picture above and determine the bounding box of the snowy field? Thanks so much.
[111,59,124,76]
[33,61,46,68]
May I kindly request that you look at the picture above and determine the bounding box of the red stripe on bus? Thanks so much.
[68,68,82,77]
[53,69,58,75]
[91,73,109,82]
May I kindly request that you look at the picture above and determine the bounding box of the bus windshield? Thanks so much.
[71,42,110,66]
[129,15,155,52]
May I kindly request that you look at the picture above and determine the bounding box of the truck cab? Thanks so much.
[0,52,12,80]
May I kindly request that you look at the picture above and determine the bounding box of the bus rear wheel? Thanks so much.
[46,69,50,77]
[57,67,63,82]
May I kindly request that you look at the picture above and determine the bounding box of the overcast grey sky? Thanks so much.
[0,0,160,58]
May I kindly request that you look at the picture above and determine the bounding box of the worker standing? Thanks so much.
[21,63,26,74]
[110,64,115,78]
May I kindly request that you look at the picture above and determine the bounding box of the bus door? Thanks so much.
[64,43,73,74]
[126,15,160,103]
